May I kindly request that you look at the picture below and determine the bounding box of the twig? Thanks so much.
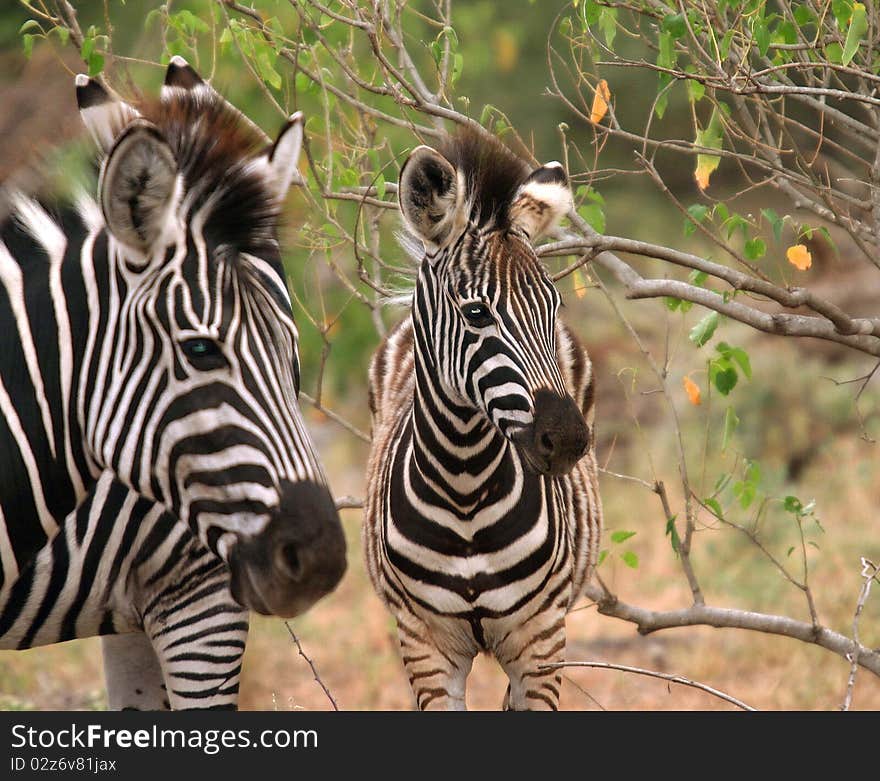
[841,557,879,711]
[284,621,339,711]
[540,660,756,711]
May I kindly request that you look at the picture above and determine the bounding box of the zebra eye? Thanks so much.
[461,302,494,328]
[180,338,228,371]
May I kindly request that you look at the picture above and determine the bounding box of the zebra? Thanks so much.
[363,129,603,710]
[0,57,346,710]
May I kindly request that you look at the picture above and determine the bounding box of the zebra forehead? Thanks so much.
[449,231,554,296]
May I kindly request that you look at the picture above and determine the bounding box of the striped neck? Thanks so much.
[408,312,526,518]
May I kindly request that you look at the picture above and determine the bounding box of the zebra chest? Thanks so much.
[382,440,570,616]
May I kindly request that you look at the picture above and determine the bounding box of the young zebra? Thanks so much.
[0,58,346,709]
[363,130,603,710]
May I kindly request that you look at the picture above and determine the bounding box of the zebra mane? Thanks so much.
[135,90,280,256]
[435,127,530,231]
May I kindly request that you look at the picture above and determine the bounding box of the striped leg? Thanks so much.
[102,633,169,710]
[138,553,249,711]
[397,621,474,711]
[496,610,567,711]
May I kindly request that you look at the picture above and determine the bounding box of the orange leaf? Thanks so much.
[683,375,701,405]
[694,155,719,191]
[786,244,812,271]
[590,79,611,125]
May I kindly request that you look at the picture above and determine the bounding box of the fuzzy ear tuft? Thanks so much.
[99,119,179,254]
[509,162,573,241]
[397,145,467,248]
[76,74,140,153]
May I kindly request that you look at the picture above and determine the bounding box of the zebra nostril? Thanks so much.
[539,432,555,456]
[276,541,304,582]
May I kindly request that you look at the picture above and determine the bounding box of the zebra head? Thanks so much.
[73,58,345,618]
[398,130,589,477]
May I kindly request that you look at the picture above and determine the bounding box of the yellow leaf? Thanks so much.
[786,244,812,270]
[683,375,701,406]
[694,154,719,191]
[590,79,611,125]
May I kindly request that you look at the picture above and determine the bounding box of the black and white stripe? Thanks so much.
[0,58,346,709]
[364,130,602,710]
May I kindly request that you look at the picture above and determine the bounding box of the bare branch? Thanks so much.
[284,622,339,711]
[540,660,757,711]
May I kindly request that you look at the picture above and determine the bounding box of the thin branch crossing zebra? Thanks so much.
[364,130,603,710]
[0,58,346,710]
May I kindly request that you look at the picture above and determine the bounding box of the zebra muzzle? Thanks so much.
[227,480,347,618]
[513,389,590,477]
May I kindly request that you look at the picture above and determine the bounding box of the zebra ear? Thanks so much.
[509,162,573,242]
[76,74,141,154]
[162,54,206,92]
[398,145,467,249]
[99,120,180,254]
[263,112,304,199]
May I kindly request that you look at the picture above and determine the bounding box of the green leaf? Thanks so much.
[689,311,719,347]
[729,347,752,379]
[733,480,756,510]
[621,550,639,569]
[664,515,681,553]
[722,406,739,451]
[687,78,705,104]
[610,530,637,544]
[580,0,601,28]
[723,213,749,239]
[754,19,771,57]
[719,29,734,59]
[451,52,464,85]
[22,33,35,59]
[665,297,682,312]
[375,174,386,201]
[783,495,803,514]
[794,5,816,26]
[842,3,867,65]
[684,204,709,236]
[578,202,605,234]
[713,365,738,395]
[688,269,708,286]
[256,52,282,90]
[703,498,723,519]
[87,52,104,77]
[761,207,784,243]
[596,549,609,567]
[662,13,687,39]
[744,237,766,260]
[825,41,843,65]
[599,6,617,47]
[19,19,41,34]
